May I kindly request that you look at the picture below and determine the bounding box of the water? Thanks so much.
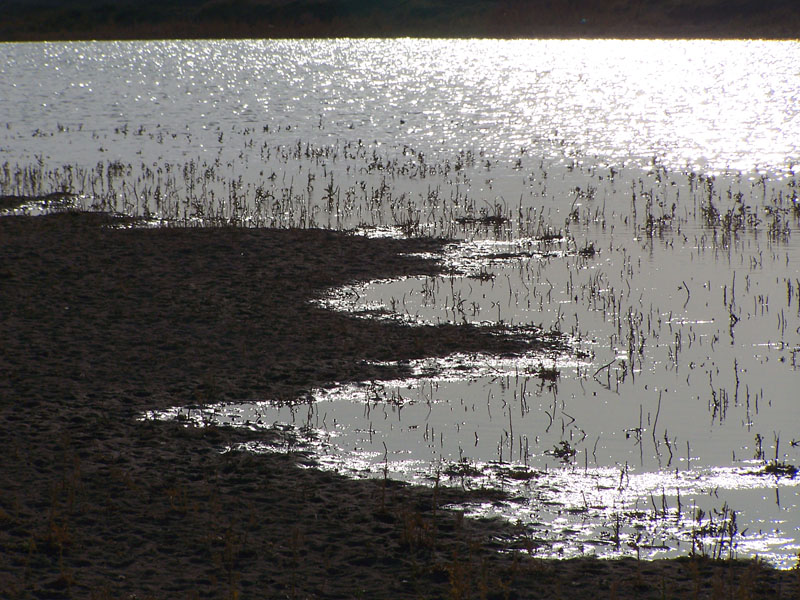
[2,39,799,566]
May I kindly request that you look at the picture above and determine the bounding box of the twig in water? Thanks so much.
[593,359,616,378]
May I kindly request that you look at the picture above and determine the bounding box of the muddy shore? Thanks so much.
[1,210,799,599]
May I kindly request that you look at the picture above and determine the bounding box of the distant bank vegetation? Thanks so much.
[2,0,799,40]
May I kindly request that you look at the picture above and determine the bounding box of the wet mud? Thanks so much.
[2,211,799,598]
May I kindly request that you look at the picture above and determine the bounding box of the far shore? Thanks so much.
[2,0,800,41]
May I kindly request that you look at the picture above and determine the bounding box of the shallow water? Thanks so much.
[3,39,800,566]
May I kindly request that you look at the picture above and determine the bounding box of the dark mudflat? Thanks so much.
[1,212,797,599]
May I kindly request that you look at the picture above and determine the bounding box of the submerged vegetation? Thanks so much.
[11,115,794,565]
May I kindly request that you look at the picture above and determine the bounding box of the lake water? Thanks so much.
[2,39,799,566]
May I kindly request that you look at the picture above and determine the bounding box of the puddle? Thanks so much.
[145,213,800,566]
[145,368,800,565]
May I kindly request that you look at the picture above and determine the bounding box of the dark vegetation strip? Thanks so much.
[1,0,799,41]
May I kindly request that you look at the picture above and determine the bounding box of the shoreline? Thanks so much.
[4,31,799,43]
[1,210,799,598]
[2,0,800,42]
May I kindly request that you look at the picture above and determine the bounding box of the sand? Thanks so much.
[1,210,799,599]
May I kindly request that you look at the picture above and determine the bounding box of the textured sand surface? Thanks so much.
[1,211,798,599]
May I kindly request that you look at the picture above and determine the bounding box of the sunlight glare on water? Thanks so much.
[1,40,798,173]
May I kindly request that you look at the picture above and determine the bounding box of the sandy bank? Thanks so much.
[1,211,797,599]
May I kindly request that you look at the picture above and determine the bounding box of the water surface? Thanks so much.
[2,38,799,566]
